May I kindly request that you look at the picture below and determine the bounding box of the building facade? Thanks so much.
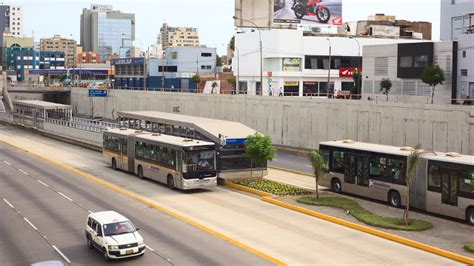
[2,35,33,69]
[80,5,135,61]
[0,4,23,37]
[440,0,474,103]
[362,41,456,104]
[234,29,422,96]
[341,14,432,40]
[40,35,77,68]
[12,49,65,80]
[158,23,200,51]
[77,51,101,64]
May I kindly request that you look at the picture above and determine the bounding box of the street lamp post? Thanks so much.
[233,16,263,96]
[350,37,362,97]
[326,37,332,98]
[235,46,240,95]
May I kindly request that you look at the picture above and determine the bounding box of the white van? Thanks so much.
[85,211,145,260]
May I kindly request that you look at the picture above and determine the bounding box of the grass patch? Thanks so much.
[465,242,474,253]
[233,178,311,196]
[298,196,433,231]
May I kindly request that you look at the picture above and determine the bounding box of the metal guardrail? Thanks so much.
[46,117,119,133]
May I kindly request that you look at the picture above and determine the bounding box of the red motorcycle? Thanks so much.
[291,0,331,24]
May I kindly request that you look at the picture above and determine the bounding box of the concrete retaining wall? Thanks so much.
[71,88,474,155]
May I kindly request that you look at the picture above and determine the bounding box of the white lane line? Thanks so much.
[145,244,154,252]
[58,192,73,202]
[52,245,71,264]
[37,180,50,187]
[3,198,14,209]
[18,169,28,175]
[24,218,38,231]
[3,160,11,165]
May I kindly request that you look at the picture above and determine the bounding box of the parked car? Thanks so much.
[335,90,352,99]
[85,211,145,260]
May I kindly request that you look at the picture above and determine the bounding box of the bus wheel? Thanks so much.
[467,208,474,225]
[111,158,117,170]
[167,175,175,190]
[331,179,342,193]
[388,191,401,208]
[138,166,144,179]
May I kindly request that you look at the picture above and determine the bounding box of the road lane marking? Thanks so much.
[37,180,50,187]
[145,244,154,252]
[18,169,28,175]
[3,198,14,208]
[52,245,71,264]
[3,160,11,165]
[24,218,38,231]
[58,192,73,202]
[0,140,288,266]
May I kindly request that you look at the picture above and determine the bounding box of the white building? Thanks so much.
[440,0,474,102]
[158,23,200,51]
[233,29,422,96]
[8,5,22,36]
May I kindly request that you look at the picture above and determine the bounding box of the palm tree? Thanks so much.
[404,144,424,226]
[309,151,328,201]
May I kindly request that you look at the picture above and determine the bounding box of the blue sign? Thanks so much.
[112,57,145,66]
[88,89,108,97]
[225,138,247,145]
[29,69,109,75]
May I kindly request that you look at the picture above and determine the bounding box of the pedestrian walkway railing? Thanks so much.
[45,117,119,133]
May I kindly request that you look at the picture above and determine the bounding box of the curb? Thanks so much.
[268,165,314,177]
[0,139,287,266]
[223,181,275,197]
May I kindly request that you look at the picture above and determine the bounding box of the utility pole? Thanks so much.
[236,47,240,95]
[161,52,165,89]
[326,38,332,98]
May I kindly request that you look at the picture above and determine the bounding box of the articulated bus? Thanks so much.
[103,128,217,190]
[319,140,474,225]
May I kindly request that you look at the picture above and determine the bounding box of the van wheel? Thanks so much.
[103,248,109,261]
[466,208,474,225]
[167,175,175,190]
[388,191,401,208]
[331,179,342,193]
[111,158,117,170]
[138,166,144,179]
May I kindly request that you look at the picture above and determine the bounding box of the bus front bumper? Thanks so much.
[182,178,217,189]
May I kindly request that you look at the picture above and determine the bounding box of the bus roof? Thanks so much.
[13,100,72,110]
[320,140,474,165]
[105,128,215,148]
[117,111,257,144]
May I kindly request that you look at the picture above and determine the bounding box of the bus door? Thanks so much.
[117,138,127,170]
[441,170,459,217]
[128,136,136,173]
[344,154,357,193]
[356,156,370,188]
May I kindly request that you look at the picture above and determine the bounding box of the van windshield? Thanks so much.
[103,221,135,236]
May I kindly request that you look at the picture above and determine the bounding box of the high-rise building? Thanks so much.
[158,23,200,51]
[80,4,135,61]
[0,4,23,46]
[40,35,77,68]
[440,0,474,103]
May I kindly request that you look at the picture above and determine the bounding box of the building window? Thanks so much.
[414,55,429,68]
[201,52,212,57]
[400,56,413,68]
[461,69,468,76]
[463,50,467,58]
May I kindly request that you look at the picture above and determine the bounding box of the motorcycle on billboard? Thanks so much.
[291,0,331,24]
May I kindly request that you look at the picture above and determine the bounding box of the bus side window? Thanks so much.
[388,158,405,185]
[428,165,442,192]
[369,156,386,181]
[460,171,474,196]
[319,149,330,167]
[331,151,344,173]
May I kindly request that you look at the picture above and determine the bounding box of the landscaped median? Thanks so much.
[465,242,474,253]
[232,178,311,196]
[297,196,433,231]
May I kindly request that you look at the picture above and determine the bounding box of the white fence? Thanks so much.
[45,117,119,133]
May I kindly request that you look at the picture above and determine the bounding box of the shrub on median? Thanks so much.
[465,242,474,253]
[297,196,433,231]
[233,178,311,196]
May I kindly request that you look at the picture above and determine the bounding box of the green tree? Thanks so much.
[421,64,445,104]
[211,81,218,94]
[228,78,236,87]
[352,68,362,97]
[404,145,424,226]
[216,55,224,67]
[380,78,392,101]
[229,36,235,51]
[309,151,328,200]
[191,74,201,84]
[245,133,275,178]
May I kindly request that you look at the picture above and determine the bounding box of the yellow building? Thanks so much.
[158,23,200,51]
[40,35,77,68]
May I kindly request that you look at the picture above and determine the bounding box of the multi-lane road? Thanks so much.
[0,142,271,265]
[0,124,462,265]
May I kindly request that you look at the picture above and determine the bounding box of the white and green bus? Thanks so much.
[103,128,217,190]
[319,140,474,225]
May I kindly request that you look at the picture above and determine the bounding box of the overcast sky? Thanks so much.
[10,0,441,54]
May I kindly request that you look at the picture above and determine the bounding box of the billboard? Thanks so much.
[273,0,342,26]
[282,58,301,72]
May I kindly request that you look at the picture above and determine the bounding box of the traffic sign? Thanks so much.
[88,89,108,97]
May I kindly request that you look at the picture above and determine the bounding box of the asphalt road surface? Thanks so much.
[0,142,272,266]
[270,149,313,174]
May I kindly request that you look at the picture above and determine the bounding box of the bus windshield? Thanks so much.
[184,150,215,172]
